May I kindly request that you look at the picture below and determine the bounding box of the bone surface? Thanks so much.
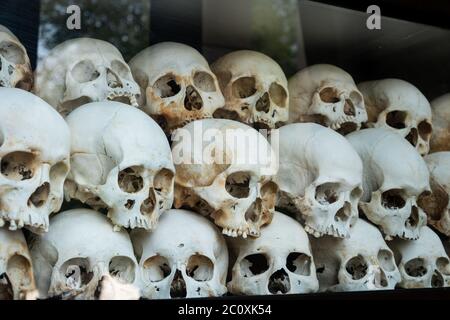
[0,88,70,233]
[347,128,430,240]
[311,219,401,292]
[388,226,450,288]
[30,209,140,300]
[358,79,432,155]
[172,118,278,238]
[64,101,174,230]
[227,211,319,295]
[129,42,225,134]
[131,209,228,299]
[34,38,140,116]
[429,93,450,153]
[275,123,363,238]
[211,50,288,129]
[288,64,367,135]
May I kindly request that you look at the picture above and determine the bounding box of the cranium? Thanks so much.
[129,42,224,134]
[172,118,278,238]
[0,88,70,233]
[211,50,289,129]
[347,128,430,240]
[429,93,450,153]
[358,79,432,156]
[288,64,367,135]
[275,123,363,238]
[311,219,401,292]
[35,37,140,116]
[64,101,175,230]
[227,211,319,295]
[131,209,228,299]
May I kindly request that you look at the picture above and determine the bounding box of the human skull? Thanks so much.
[129,42,224,134]
[64,101,174,230]
[0,25,32,90]
[389,226,450,288]
[227,211,319,295]
[288,64,367,135]
[429,93,450,153]
[211,50,289,130]
[347,128,430,240]
[30,209,140,300]
[0,228,37,300]
[358,79,432,156]
[0,88,70,233]
[275,123,363,238]
[131,209,228,299]
[172,119,278,238]
[35,37,140,116]
[418,152,450,236]
[311,219,401,292]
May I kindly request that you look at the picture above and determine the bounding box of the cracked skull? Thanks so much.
[288,64,367,135]
[227,211,318,295]
[347,128,430,240]
[275,123,363,238]
[0,88,70,233]
[211,50,289,129]
[429,93,450,153]
[0,25,32,90]
[358,79,432,156]
[35,37,140,116]
[311,219,401,292]
[389,226,450,288]
[0,228,37,300]
[131,209,228,299]
[172,119,278,238]
[129,42,224,134]
[64,101,174,230]
[30,209,140,300]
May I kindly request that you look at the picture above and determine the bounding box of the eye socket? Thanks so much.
[385,110,407,129]
[349,91,363,106]
[345,255,368,280]
[319,87,340,103]
[418,181,448,221]
[377,249,396,272]
[154,168,174,194]
[71,60,100,83]
[111,60,130,78]
[350,187,363,200]
[269,82,287,107]
[404,258,427,277]
[286,252,311,276]
[186,254,214,282]
[50,160,69,187]
[0,41,25,64]
[143,255,171,282]
[7,254,32,287]
[118,166,144,193]
[436,257,450,276]
[315,183,340,205]
[1,151,38,181]
[240,254,269,277]
[60,258,94,288]
[225,171,251,198]
[153,73,181,98]
[193,71,216,92]
[109,256,136,284]
[232,77,257,99]
[381,189,406,209]
[418,120,432,140]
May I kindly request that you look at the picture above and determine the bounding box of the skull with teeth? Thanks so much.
[211,50,289,130]
[0,228,37,300]
[388,226,450,288]
[64,101,175,230]
[275,123,363,238]
[347,128,430,240]
[34,37,140,116]
[129,42,225,134]
[0,88,70,233]
[311,219,401,292]
[429,93,450,153]
[0,25,33,90]
[358,79,432,156]
[131,209,228,299]
[227,211,319,295]
[30,209,140,300]
[288,64,367,135]
[172,119,278,238]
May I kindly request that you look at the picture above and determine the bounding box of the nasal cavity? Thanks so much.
[184,85,203,111]
[268,269,290,294]
[405,128,418,147]
[336,122,357,135]
[373,269,389,288]
[28,182,50,208]
[405,206,420,228]
[170,270,187,298]
[255,92,270,113]
[334,202,351,223]
[431,270,444,288]
[107,69,123,89]
[0,273,13,300]
[344,99,355,116]
[140,188,156,216]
